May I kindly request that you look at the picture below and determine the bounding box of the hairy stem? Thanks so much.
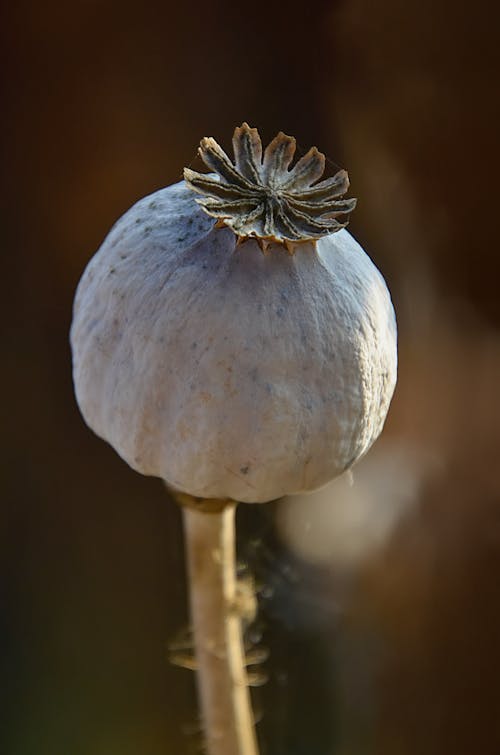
[182,501,259,755]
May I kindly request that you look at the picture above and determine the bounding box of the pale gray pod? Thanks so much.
[70,180,397,503]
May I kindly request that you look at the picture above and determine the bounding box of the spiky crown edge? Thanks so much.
[184,123,356,253]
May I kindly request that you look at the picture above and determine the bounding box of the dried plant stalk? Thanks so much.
[182,501,259,755]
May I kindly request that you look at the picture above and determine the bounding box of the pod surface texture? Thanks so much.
[71,181,397,502]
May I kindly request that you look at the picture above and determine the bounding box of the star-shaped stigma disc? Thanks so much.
[184,123,357,253]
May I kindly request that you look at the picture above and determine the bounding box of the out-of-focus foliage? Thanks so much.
[2,0,500,753]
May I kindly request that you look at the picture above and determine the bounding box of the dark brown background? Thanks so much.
[2,1,500,753]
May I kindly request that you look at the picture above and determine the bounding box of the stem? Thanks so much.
[182,502,259,755]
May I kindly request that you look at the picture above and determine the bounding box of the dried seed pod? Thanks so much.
[70,125,397,503]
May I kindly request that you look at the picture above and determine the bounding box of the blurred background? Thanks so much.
[2,0,500,753]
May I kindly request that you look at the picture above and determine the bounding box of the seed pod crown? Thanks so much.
[184,123,357,252]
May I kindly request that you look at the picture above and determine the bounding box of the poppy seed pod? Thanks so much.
[70,124,397,503]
